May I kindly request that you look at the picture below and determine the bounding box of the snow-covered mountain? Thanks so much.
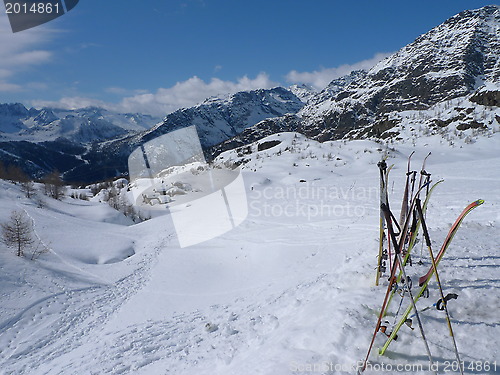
[0,87,304,181]
[133,86,305,148]
[64,87,306,182]
[0,105,161,181]
[298,5,500,139]
[307,69,367,105]
[0,104,159,143]
[288,84,317,104]
[209,5,500,156]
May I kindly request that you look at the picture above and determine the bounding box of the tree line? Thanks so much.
[0,161,65,200]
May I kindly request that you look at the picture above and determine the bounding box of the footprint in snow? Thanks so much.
[204,323,219,333]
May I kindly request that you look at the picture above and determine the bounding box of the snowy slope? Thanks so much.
[0,130,498,374]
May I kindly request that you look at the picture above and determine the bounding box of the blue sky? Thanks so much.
[0,0,495,116]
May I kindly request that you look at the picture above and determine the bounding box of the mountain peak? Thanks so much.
[295,4,500,141]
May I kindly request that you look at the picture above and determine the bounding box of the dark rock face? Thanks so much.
[470,89,500,107]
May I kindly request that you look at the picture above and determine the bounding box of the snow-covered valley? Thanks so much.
[0,131,499,375]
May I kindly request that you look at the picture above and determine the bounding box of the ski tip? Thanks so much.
[418,274,427,286]
[475,199,485,206]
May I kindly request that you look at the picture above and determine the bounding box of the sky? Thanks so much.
[0,0,496,116]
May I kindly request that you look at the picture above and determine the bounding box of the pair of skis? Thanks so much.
[360,180,434,373]
[382,152,439,317]
[378,198,484,354]
[375,152,428,286]
[383,179,444,318]
[360,153,484,374]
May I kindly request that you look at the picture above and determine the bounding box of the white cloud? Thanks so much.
[0,82,22,92]
[285,52,393,90]
[0,16,55,92]
[28,54,394,116]
[34,73,279,116]
[105,87,149,96]
[118,73,278,115]
[32,96,108,110]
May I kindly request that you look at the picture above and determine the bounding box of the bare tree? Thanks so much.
[1,210,34,257]
[30,241,50,260]
[20,180,36,198]
[0,162,29,183]
[6,164,28,183]
[43,170,65,200]
[0,161,7,180]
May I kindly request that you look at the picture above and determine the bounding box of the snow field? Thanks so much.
[0,131,499,374]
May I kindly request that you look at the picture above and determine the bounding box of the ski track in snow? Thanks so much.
[0,241,167,375]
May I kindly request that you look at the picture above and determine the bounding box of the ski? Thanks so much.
[416,198,464,375]
[383,201,436,371]
[417,152,432,197]
[378,199,484,355]
[418,199,484,285]
[359,181,431,373]
[406,179,444,262]
[376,159,388,286]
[399,151,415,226]
[383,179,444,315]
[384,163,395,275]
[376,159,394,285]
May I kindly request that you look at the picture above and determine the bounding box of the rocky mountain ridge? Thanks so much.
[210,5,500,155]
[298,5,500,139]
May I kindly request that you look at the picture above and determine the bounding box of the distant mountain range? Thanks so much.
[1,5,499,183]
[0,87,307,182]
[0,105,159,143]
